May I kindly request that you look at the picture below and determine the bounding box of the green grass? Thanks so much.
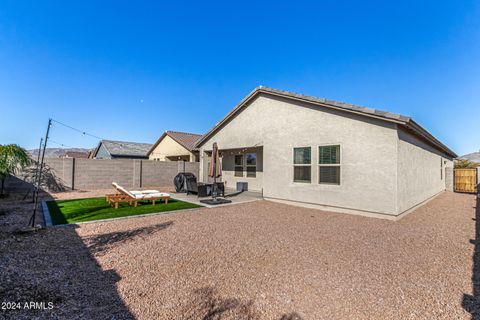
[46,197,202,225]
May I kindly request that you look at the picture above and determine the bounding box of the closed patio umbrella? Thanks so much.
[200,142,231,205]
[208,142,222,179]
[208,142,221,199]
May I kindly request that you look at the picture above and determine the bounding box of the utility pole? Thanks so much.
[31,138,43,201]
[29,119,51,227]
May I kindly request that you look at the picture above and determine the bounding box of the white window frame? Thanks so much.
[317,144,341,185]
[245,153,257,178]
[293,147,312,183]
[234,154,244,177]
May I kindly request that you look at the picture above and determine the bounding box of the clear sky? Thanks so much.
[0,1,478,155]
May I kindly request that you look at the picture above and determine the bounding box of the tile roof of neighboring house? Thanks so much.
[147,131,203,156]
[196,86,457,158]
[64,151,89,158]
[459,152,480,163]
[94,140,153,158]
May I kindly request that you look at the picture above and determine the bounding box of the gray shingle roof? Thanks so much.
[101,140,153,157]
[196,86,457,158]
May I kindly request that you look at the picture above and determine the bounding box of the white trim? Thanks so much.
[293,146,312,183]
[317,144,342,185]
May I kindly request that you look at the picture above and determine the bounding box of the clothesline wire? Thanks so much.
[49,118,150,154]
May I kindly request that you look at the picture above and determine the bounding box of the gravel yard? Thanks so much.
[1,190,478,319]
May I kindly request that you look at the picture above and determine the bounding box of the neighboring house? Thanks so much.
[195,86,457,219]
[61,151,89,159]
[90,140,153,159]
[459,152,480,164]
[148,131,202,162]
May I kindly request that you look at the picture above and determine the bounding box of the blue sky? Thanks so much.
[0,1,478,155]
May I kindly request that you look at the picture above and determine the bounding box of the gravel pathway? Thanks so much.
[1,191,478,319]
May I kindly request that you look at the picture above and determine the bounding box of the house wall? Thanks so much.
[396,128,454,214]
[149,135,195,162]
[95,144,112,159]
[199,94,400,216]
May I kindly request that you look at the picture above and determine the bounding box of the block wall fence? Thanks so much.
[41,158,199,190]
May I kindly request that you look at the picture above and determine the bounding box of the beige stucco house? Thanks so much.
[148,131,202,162]
[195,86,457,219]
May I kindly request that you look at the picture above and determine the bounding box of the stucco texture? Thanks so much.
[199,94,453,217]
[149,135,195,162]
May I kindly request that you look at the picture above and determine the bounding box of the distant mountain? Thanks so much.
[459,151,480,163]
[28,148,91,158]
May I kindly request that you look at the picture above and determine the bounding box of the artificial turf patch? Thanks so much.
[46,197,201,225]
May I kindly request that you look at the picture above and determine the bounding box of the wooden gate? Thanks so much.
[454,168,478,193]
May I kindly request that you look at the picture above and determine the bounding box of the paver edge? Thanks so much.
[41,200,53,227]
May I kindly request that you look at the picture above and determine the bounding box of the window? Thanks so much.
[234,155,244,177]
[246,153,257,177]
[293,147,311,183]
[318,145,340,184]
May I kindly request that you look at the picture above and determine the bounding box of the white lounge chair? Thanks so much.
[107,182,170,209]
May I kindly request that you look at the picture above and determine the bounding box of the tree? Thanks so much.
[0,144,31,197]
[455,159,479,169]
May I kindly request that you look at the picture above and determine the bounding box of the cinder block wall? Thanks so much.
[43,158,75,188]
[141,161,178,188]
[41,158,199,190]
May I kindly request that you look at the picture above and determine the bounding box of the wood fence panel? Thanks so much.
[454,168,478,193]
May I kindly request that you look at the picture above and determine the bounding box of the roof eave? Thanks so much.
[146,132,168,156]
[195,87,406,148]
[167,133,196,153]
[403,120,457,158]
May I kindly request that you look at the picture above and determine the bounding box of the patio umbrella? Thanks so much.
[209,142,221,199]
[208,142,222,179]
[200,142,231,205]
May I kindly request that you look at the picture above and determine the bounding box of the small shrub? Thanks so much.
[455,160,479,169]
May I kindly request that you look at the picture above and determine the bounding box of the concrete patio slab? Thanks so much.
[172,189,263,208]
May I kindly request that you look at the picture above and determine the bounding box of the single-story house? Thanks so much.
[90,140,153,159]
[147,131,202,162]
[195,86,457,219]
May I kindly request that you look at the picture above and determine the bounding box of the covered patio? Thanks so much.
[172,188,263,208]
[200,146,264,192]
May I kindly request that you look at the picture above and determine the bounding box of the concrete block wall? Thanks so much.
[42,158,75,189]
[141,161,178,188]
[41,158,199,191]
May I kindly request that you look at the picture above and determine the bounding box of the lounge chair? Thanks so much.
[107,182,170,209]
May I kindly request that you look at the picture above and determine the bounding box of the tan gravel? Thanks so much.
[1,191,478,319]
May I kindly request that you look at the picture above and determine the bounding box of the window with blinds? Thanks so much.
[318,145,340,184]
